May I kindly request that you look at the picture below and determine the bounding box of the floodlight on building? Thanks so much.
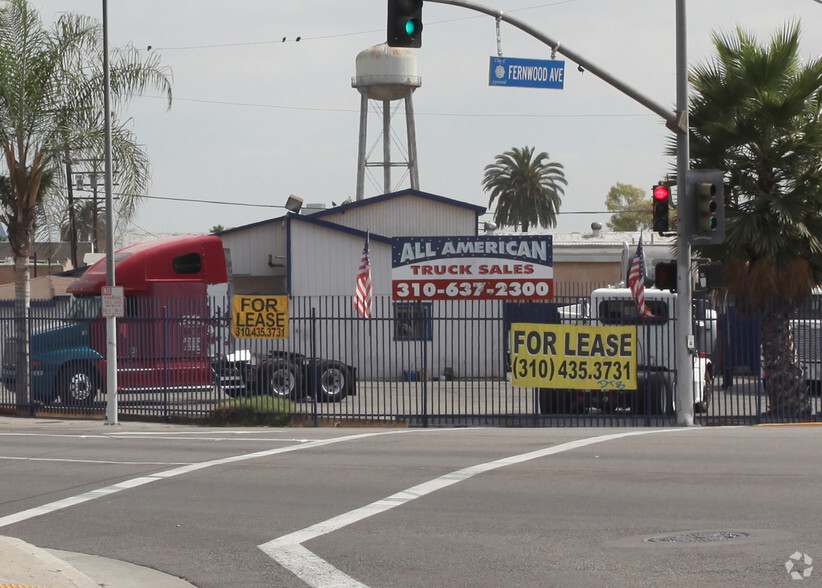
[285,194,304,213]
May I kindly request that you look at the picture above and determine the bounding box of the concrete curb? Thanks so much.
[0,535,97,588]
[0,535,196,588]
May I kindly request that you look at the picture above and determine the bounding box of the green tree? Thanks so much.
[687,22,822,415]
[605,183,651,232]
[0,0,172,408]
[482,146,566,232]
[210,225,225,234]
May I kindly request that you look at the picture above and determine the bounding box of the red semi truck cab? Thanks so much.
[3,235,230,405]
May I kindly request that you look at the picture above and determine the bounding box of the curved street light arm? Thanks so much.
[425,0,682,131]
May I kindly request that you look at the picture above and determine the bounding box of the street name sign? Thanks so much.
[489,56,565,89]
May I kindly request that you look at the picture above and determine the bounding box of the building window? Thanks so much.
[394,302,432,341]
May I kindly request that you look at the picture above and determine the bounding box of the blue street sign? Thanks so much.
[489,56,565,89]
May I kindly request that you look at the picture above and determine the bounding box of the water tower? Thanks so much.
[352,44,421,200]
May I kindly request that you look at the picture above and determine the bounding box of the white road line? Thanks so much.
[0,431,314,443]
[0,429,421,529]
[258,427,701,588]
[0,456,192,465]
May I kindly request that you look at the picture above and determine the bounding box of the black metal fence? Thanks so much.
[0,289,819,426]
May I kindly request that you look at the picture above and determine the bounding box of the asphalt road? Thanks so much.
[1,417,820,587]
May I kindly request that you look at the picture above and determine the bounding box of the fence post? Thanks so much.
[420,319,428,427]
[311,306,318,427]
[163,304,170,422]
[27,304,33,417]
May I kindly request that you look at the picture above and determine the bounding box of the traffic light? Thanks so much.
[387,0,423,48]
[652,183,670,233]
[695,262,725,292]
[687,169,725,245]
[655,261,677,291]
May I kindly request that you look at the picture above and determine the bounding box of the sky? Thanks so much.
[29,0,822,242]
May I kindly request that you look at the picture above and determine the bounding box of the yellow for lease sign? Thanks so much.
[510,323,637,390]
[232,295,288,339]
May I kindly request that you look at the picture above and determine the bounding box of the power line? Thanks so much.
[148,1,578,51]
[138,93,652,120]
[130,190,631,218]
[127,193,283,209]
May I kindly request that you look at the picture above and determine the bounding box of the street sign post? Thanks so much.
[489,56,565,89]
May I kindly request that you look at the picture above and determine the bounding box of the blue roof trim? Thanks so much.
[309,189,487,218]
[286,217,292,294]
[215,189,487,237]
[216,213,290,236]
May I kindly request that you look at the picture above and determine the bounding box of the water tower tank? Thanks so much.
[352,44,421,101]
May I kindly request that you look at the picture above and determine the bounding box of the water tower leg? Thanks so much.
[383,99,391,194]
[356,93,368,200]
[405,94,419,190]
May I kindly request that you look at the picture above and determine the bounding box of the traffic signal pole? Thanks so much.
[674,0,694,425]
[425,0,695,425]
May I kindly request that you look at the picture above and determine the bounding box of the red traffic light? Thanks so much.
[653,185,670,200]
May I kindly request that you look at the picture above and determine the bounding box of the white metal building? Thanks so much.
[216,190,676,380]
[218,189,485,297]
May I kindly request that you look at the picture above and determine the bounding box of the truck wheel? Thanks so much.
[537,388,581,414]
[659,373,675,415]
[315,360,352,402]
[695,366,714,413]
[635,374,672,416]
[258,359,301,399]
[59,362,100,406]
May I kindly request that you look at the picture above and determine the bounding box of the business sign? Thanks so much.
[509,323,637,390]
[489,56,565,89]
[391,236,552,301]
[232,295,288,339]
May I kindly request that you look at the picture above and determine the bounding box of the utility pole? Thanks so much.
[64,160,79,269]
[102,0,119,425]
[674,0,693,425]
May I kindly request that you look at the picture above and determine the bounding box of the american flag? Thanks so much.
[628,237,656,319]
[354,235,372,318]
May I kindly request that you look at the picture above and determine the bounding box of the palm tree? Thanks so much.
[482,146,567,232]
[688,22,822,415]
[0,0,172,408]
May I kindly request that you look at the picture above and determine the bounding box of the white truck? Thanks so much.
[539,287,714,415]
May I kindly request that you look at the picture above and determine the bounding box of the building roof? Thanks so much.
[0,275,77,300]
[216,188,486,236]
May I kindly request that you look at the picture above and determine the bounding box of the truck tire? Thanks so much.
[314,360,353,402]
[258,359,301,399]
[659,372,675,415]
[59,361,101,406]
[537,388,582,414]
[695,365,714,413]
[635,373,673,416]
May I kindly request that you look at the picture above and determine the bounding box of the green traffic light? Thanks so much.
[405,20,416,35]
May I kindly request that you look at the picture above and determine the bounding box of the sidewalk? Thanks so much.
[0,535,195,588]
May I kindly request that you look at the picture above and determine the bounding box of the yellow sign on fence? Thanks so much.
[510,323,637,390]
[232,295,289,339]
